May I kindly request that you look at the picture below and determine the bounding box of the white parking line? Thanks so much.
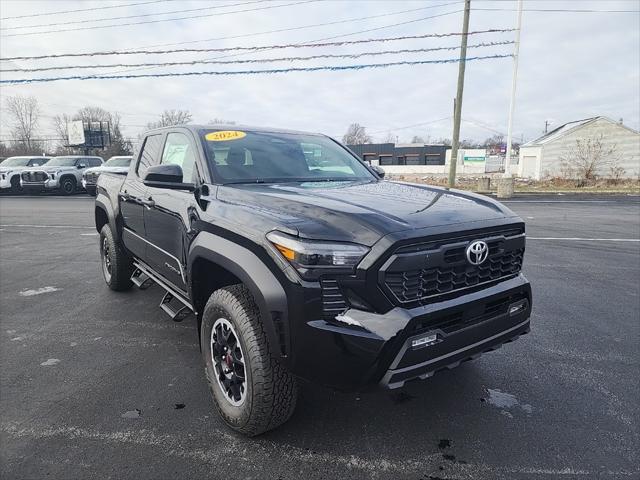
[0,224,93,229]
[528,237,639,242]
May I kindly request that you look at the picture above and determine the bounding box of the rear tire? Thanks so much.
[99,224,133,291]
[60,176,76,195]
[200,285,297,436]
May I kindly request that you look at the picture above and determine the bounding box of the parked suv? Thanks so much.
[95,125,532,436]
[82,155,132,196]
[0,156,51,193]
[21,155,103,195]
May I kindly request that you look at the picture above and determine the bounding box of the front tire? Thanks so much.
[10,176,22,194]
[60,176,76,195]
[99,224,133,291]
[201,285,297,436]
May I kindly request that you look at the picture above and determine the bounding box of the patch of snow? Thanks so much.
[40,358,60,366]
[334,314,362,327]
[19,286,61,297]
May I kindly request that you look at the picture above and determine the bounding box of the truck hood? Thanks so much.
[217,180,518,246]
[0,165,45,173]
[38,166,77,174]
[84,166,128,175]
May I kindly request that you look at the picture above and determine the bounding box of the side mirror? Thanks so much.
[371,165,385,179]
[32,163,40,167]
[78,164,86,169]
[143,164,195,191]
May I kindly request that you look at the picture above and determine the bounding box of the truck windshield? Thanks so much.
[47,157,78,167]
[104,157,132,167]
[200,130,375,184]
[3,157,35,167]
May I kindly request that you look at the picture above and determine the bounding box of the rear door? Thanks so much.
[121,133,164,260]
[143,130,200,290]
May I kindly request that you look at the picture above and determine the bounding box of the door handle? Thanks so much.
[140,197,155,209]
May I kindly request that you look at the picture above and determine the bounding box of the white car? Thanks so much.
[21,155,103,195]
[82,155,132,195]
[0,156,51,193]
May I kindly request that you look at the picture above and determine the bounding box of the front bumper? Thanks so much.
[82,180,97,195]
[0,177,12,189]
[294,274,531,389]
[21,178,60,191]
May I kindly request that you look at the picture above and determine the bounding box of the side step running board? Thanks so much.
[131,268,155,290]
[160,291,191,322]
[132,261,194,322]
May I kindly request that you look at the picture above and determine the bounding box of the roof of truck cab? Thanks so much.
[143,124,327,137]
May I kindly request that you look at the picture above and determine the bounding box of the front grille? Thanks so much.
[21,171,48,182]
[381,228,525,305]
[320,278,348,319]
[84,172,100,185]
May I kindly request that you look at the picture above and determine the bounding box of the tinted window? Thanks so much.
[28,158,49,166]
[161,132,196,182]
[89,158,103,167]
[137,134,163,177]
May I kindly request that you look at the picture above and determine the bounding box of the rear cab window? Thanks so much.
[136,134,164,178]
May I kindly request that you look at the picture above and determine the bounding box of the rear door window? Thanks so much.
[137,134,164,178]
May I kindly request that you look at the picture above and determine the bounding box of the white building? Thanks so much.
[518,117,640,180]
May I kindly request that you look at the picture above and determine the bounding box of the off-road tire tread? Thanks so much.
[60,176,76,196]
[100,224,133,291]
[202,285,296,436]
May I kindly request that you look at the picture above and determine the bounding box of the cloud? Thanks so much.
[1,0,638,145]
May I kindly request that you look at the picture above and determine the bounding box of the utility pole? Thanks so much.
[448,0,471,188]
[501,0,523,182]
[544,119,549,133]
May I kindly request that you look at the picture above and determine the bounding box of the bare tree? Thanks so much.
[208,118,236,125]
[342,123,371,145]
[559,134,618,182]
[147,109,192,129]
[51,106,131,156]
[380,132,396,144]
[411,135,425,144]
[4,95,40,151]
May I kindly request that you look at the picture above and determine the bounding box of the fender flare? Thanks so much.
[94,194,119,238]
[188,232,289,359]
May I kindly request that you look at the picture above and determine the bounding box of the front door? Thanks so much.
[143,131,200,290]
[121,134,164,260]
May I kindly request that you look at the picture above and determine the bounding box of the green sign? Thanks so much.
[463,156,486,164]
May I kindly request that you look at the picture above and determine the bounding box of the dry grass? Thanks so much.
[389,174,640,194]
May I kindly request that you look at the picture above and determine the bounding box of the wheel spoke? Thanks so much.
[210,318,247,406]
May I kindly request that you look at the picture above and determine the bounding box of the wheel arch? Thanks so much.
[188,232,289,360]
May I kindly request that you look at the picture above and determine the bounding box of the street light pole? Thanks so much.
[448,0,471,188]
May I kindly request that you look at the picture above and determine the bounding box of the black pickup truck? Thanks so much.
[95,125,531,436]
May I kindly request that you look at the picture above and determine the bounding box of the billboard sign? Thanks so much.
[67,121,85,146]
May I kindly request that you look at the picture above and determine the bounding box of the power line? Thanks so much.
[94,7,467,77]
[0,41,515,72]
[0,54,513,85]
[0,0,170,20]
[112,1,462,52]
[1,0,319,38]
[1,29,512,61]
[369,117,453,135]
[474,8,640,13]
[0,0,264,31]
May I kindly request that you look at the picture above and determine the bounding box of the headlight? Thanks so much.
[267,231,369,280]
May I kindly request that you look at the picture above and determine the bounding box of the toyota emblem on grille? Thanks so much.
[466,240,489,265]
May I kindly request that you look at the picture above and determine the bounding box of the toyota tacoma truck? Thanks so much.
[21,155,103,195]
[83,155,132,196]
[95,125,531,436]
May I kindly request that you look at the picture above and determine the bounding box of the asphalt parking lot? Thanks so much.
[1,193,638,480]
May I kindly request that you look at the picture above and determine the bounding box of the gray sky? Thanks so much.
[0,0,638,145]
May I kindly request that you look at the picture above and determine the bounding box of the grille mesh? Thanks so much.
[320,278,348,319]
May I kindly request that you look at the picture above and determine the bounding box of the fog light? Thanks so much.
[509,299,528,316]
[411,333,440,349]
